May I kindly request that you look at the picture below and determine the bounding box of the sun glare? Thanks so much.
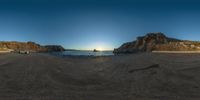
[97,47,103,51]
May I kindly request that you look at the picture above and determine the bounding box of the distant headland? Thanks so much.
[114,32,200,54]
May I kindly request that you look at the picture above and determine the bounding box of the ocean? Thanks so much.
[50,50,114,57]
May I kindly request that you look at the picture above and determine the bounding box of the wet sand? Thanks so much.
[0,53,200,100]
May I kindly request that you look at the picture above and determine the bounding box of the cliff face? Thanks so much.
[113,32,200,54]
[44,45,65,52]
[0,41,65,52]
[0,41,47,52]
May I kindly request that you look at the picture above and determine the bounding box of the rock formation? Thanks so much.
[0,41,65,52]
[93,49,100,52]
[0,41,47,52]
[44,45,65,52]
[113,32,200,54]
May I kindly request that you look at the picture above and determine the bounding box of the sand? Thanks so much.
[0,53,200,100]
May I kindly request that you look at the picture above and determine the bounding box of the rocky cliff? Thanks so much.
[113,32,200,54]
[44,45,65,52]
[0,41,65,52]
[0,41,47,52]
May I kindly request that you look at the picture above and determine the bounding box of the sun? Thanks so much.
[96,47,103,51]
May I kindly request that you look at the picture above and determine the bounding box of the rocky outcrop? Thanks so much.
[0,41,65,52]
[113,32,200,54]
[44,45,65,52]
[0,41,47,52]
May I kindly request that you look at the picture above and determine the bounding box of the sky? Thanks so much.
[0,0,200,50]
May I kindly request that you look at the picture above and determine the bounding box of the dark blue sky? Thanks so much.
[0,0,200,50]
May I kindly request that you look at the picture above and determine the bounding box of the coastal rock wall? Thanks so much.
[0,41,47,52]
[153,41,200,51]
[0,41,65,52]
[113,32,200,54]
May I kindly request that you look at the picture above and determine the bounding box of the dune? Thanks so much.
[0,53,200,100]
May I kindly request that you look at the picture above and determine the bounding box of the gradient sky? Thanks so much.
[0,0,200,50]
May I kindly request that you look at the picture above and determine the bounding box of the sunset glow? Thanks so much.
[96,47,103,51]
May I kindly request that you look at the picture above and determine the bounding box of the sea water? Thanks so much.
[50,50,114,56]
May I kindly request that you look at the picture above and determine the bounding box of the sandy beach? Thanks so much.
[0,53,200,100]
